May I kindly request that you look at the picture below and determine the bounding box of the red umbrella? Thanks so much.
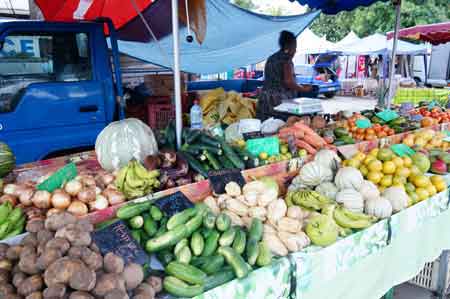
[387,22,450,45]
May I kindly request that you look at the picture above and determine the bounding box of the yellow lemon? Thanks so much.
[259,152,269,160]
[363,156,376,166]
[347,159,361,168]
[405,182,416,194]
[393,175,407,186]
[409,165,422,177]
[392,156,404,168]
[409,192,420,204]
[416,188,430,201]
[412,175,431,188]
[378,186,386,193]
[368,160,383,172]
[369,148,379,157]
[430,175,445,186]
[392,183,405,191]
[380,175,393,187]
[434,181,447,192]
[342,160,349,167]
[426,185,437,197]
[353,152,366,161]
[359,165,369,177]
[367,172,383,184]
[403,156,413,167]
[382,161,396,175]
[395,166,411,178]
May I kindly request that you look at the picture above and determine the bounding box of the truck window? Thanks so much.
[0,32,92,113]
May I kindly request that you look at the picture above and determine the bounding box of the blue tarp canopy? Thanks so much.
[294,0,387,15]
[117,0,319,74]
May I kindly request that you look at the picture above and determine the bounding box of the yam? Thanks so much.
[36,249,62,270]
[0,244,8,259]
[55,225,91,247]
[93,273,125,297]
[18,275,43,296]
[26,219,45,233]
[122,263,144,290]
[69,265,96,291]
[68,246,84,259]
[26,291,43,299]
[81,248,103,271]
[44,212,77,231]
[21,233,38,247]
[103,253,124,274]
[44,257,82,286]
[134,282,155,298]
[76,219,94,233]
[18,252,40,275]
[45,238,70,254]
[69,291,94,299]
[0,269,10,284]
[146,276,162,293]
[37,230,54,245]
[105,289,129,299]
[13,272,27,288]
[6,245,23,260]
[0,283,14,296]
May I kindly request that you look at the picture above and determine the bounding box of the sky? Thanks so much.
[254,0,307,15]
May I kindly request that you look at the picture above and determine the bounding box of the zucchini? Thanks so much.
[217,246,250,279]
[145,225,188,253]
[140,230,150,245]
[245,239,259,266]
[116,201,151,220]
[131,230,141,243]
[157,250,175,266]
[216,213,231,232]
[150,206,163,221]
[202,231,220,257]
[256,241,273,267]
[204,150,221,170]
[129,216,144,229]
[185,213,205,236]
[181,144,201,155]
[167,207,196,230]
[203,212,216,230]
[186,129,202,144]
[217,154,234,169]
[176,246,192,264]
[191,232,205,256]
[179,151,209,178]
[232,228,247,255]
[174,239,189,256]
[220,142,245,169]
[199,134,222,148]
[199,254,225,275]
[190,256,209,268]
[166,261,207,285]
[219,226,237,247]
[204,267,235,291]
[163,276,204,298]
[188,144,223,155]
[155,218,168,237]
[143,216,158,237]
[248,218,263,242]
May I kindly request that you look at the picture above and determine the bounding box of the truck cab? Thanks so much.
[0,20,120,164]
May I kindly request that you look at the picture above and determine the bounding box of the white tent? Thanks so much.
[335,31,361,48]
[294,29,336,65]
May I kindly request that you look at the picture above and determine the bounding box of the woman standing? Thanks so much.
[257,30,312,120]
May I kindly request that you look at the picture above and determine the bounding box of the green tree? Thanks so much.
[310,0,450,41]
[231,0,257,11]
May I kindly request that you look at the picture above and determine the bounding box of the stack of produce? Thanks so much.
[200,88,256,126]
[116,201,273,298]
[202,179,311,256]
[0,202,25,240]
[428,149,450,175]
[402,129,449,152]
[0,142,15,179]
[1,171,126,218]
[236,141,298,166]
[115,160,160,199]
[410,107,450,126]
[0,212,162,299]
[344,148,447,205]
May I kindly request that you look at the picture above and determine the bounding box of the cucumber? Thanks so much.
[155,218,168,237]
[174,239,189,256]
[217,246,250,279]
[216,213,231,232]
[167,207,196,230]
[157,249,175,266]
[204,150,221,170]
[165,261,207,285]
[129,215,144,229]
[256,241,273,267]
[232,228,247,255]
[185,213,205,236]
[150,206,163,221]
[163,276,204,298]
[145,225,188,253]
[131,230,141,243]
[245,239,259,266]
[220,142,245,169]
[95,218,119,230]
[217,154,235,169]
[203,212,216,230]
[191,232,205,256]
[191,256,209,268]
[117,201,151,219]
[186,130,202,144]
[179,151,209,178]
[144,216,158,237]
[181,144,201,155]
[199,254,225,275]
[202,231,220,257]
[188,144,223,155]
[140,230,150,245]
[219,226,237,247]
[176,246,192,264]
[248,218,263,242]
[199,134,222,148]
[200,227,214,239]
[204,267,235,291]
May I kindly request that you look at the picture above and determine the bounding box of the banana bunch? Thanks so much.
[321,204,353,237]
[288,189,332,211]
[115,160,160,199]
[333,206,377,229]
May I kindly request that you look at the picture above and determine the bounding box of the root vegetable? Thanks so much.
[19,188,35,206]
[203,196,220,215]
[69,291,94,299]
[93,273,125,297]
[146,276,162,293]
[77,218,94,232]
[68,246,84,259]
[89,195,109,211]
[0,259,12,271]
[80,176,96,187]
[67,201,88,217]
[37,230,54,245]
[21,234,38,247]
[44,257,82,286]
[105,289,129,299]
[50,190,71,210]
[103,253,124,274]
[0,244,8,259]
[103,189,125,206]
[55,225,91,247]
[30,190,51,209]
[36,249,62,270]
[223,210,244,227]
[46,208,62,218]
[45,212,77,231]
[81,248,103,271]
[98,173,115,187]
[134,283,155,298]
[69,265,96,291]
[13,272,26,288]
[3,184,18,196]
[43,284,66,298]
[0,269,9,284]
[77,188,96,203]
[26,291,43,299]
[123,263,143,290]
[0,194,17,206]
[6,246,23,260]
[18,252,39,275]
[64,180,83,196]
[0,283,15,296]
[45,237,70,254]
[18,274,43,296]
[26,219,45,233]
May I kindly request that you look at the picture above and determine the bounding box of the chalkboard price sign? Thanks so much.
[208,168,246,194]
[154,191,194,217]
[92,220,149,265]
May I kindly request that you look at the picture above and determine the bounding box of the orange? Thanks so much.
[380,175,393,187]
[382,161,396,175]
[416,188,430,201]
[367,172,383,184]
[403,156,413,167]
[368,160,383,172]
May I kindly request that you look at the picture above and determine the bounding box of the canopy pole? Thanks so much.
[386,0,402,108]
[171,0,183,148]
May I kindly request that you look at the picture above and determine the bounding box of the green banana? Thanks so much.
[115,164,129,190]
[0,222,9,239]
[0,202,12,225]
[340,207,377,222]
[333,207,374,229]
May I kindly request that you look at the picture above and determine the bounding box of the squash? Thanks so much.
[358,180,380,201]
[294,161,333,187]
[0,142,15,178]
[335,189,364,213]
[95,118,158,171]
[335,167,363,191]
[313,149,341,173]
[382,187,408,213]
[365,197,393,219]
[315,182,338,201]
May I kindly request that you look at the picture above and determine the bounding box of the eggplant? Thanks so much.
[159,149,177,168]
[160,154,189,180]
[144,155,162,170]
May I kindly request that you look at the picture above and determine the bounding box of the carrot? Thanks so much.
[293,122,316,136]
[303,133,326,149]
[294,130,305,139]
[296,140,317,155]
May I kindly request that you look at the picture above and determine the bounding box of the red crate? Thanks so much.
[147,103,175,130]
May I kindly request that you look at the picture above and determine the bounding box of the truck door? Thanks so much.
[0,28,110,164]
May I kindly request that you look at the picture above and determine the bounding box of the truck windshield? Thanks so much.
[0,32,92,113]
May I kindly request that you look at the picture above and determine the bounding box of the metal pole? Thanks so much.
[171,0,183,148]
[386,0,402,108]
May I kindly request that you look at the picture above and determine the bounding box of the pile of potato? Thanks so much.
[0,212,161,299]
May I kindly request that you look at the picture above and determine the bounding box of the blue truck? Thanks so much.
[0,19,124,164]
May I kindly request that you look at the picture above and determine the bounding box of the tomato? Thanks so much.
[431,112,439,118]
[377,131,387,138]
[423,111,431,117]
[356,128,365,135]
[366,128,375,135]
[387,129,395,136]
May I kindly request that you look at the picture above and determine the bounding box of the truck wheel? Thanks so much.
[324,92,335,99]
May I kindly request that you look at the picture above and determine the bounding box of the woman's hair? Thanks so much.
[279,30,296,50]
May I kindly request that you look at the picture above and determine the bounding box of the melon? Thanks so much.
[0,142,15,178]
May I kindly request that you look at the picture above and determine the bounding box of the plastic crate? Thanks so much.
[147,103,175,130]
[409,255,450,292]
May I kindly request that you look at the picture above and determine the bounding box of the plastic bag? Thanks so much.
[225,122,243,144]
[261,118,285,134]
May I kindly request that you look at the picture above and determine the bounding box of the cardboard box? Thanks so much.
[144,74,186,96]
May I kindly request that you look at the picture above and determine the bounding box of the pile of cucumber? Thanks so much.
[179,130,259,178]
[115,201,273,298]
